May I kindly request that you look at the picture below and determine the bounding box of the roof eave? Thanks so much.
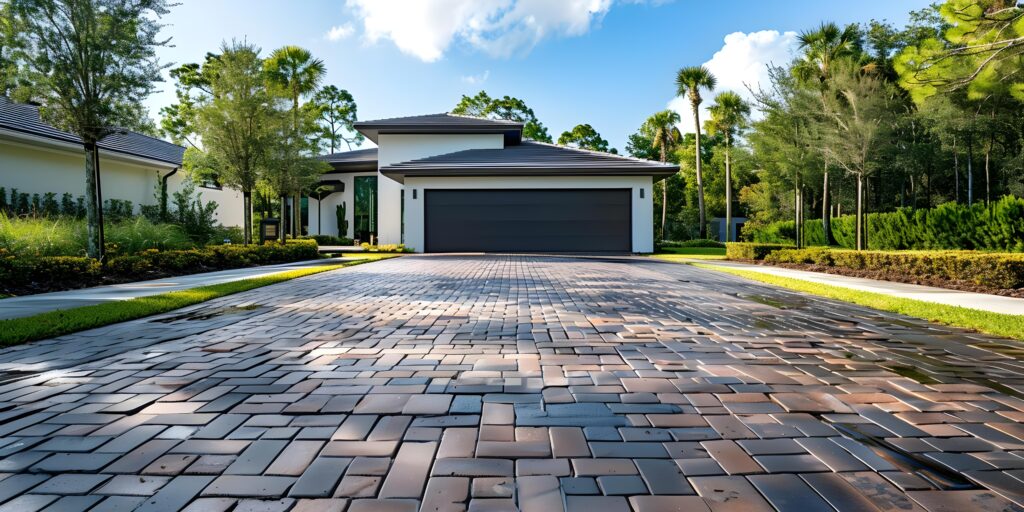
[380,166,678,184]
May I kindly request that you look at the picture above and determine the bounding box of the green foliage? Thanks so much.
[312,85,363,152]
[557,123,611,152]
[359,243,411,253]
[102,239,319,277]
[896,0,1024,103]
[765,247,1024,289]
[660,239,726,249]
[0,212,196,257]
[725,242,793,260]
[335,202,348,238]
[169,180,220,244]
[744,195,1024,251]
[452,90,552,142]
[309,234,353,246]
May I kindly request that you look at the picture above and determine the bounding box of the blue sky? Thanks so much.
[146,0,931,151]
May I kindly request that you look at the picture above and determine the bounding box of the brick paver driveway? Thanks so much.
[1,255,1023,512]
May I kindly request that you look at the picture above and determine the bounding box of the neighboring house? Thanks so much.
[309,113,676,253]
[0,97,243,227]
[710,216,747,242]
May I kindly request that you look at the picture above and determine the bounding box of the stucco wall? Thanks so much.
[375,134,504,245]
[0,139,243,226]
[403,175,655,253]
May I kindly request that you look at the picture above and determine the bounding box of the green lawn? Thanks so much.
[652,247,727,261]
[691,262,1024,341]
[0,254,399,347]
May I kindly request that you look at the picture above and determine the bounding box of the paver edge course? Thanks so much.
[0,254,400,347]
[690,262,1024,341]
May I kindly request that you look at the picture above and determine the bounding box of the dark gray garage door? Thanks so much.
[424,189,631,253]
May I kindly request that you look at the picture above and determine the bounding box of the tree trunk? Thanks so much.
[243,191,252,245]
[822,165,832,246]
[692,103,706,239]
[794,177,801,249]
[984,143,991,205]
[967,133,974,205]
[293,193,301,237]
[660,142,667,241]
[952,135,959,203]
[279,195,287,243]
[84,142,105,261]
[856,173,864,251]
[724,136,732,243]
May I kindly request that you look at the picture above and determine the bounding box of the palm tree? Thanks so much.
[794,22,861,246]
[707,91,750,242]
[675,65,717,239]
[643,110,682,241]
[264,46,326,239]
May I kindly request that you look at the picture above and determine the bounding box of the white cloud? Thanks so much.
[346,0,634,62]
[326,23,355,41]
[668,30,798,133]
[461,70,490,85]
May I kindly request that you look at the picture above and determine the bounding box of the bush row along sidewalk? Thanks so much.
[0,239,321,296]
[725,243,1024,291]
[0,254,399,347]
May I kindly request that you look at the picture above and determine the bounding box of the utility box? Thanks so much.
[260,218,280,244]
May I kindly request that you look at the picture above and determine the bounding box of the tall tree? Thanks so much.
[313,85,362,153]
[191,41,275,245]
[675,65,717,238]
[263,45,326,238]
[706,92,750,242]
[794,22,863,245]
[642,110,682,240]
[896,0,1024,103]
[13,0,171,259]
[821,62,897,250]
[452,90,552,142]
[557,123,611,152]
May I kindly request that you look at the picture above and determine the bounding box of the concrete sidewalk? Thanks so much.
[0,257,359,320]
[697,259,1024,316]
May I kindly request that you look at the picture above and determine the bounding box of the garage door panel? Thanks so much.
[424,189,631,253]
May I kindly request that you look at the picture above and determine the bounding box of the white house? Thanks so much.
[0,97,243,226]
[309,113,676,253]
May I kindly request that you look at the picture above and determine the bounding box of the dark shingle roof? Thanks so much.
[0,97,184,166]
[354,113,523,144]
[380,141,678,183]
[319,147,378,172]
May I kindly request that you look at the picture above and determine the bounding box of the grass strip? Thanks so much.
[691,262,1024,341]
[0,254,399,347]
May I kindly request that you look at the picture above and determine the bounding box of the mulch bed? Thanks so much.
[746,261,1024,299]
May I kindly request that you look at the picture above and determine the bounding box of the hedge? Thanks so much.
[742,195,1024,252]
[0,239,320,292]
[660,239,726,249]
[725,242,793,260]
[765,247,1024,289]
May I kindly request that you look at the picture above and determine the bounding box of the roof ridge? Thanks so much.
[444,112,522,125]
[521,139,674,166]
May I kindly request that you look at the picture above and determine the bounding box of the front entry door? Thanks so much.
[354,176,377,243]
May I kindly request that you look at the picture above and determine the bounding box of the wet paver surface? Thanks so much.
[0,254,1023,512]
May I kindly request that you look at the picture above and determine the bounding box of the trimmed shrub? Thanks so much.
[725,242,792,260]
[309,235,354,246]
[661,238,726,249]
[1,239,320,294]
[765,248,1024,289]
[360,243,411,253]
[742,195,1024,252]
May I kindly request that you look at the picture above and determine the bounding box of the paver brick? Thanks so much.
[0,255,1022,509]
